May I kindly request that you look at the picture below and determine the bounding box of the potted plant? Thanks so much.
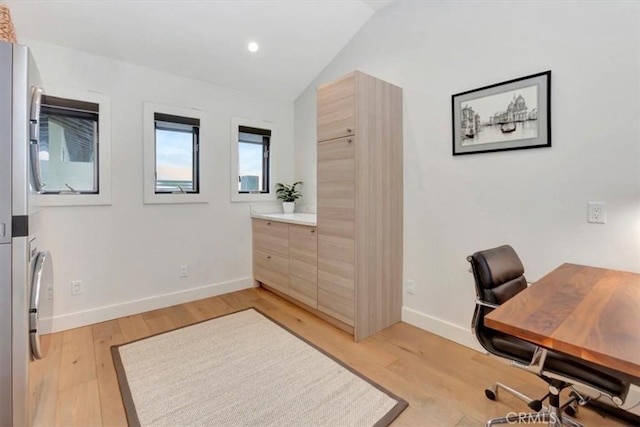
[276,181,303,214]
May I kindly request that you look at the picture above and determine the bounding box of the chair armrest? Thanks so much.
[475,299,499,309]
[512,346,548,375]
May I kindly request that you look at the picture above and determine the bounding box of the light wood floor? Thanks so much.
[29,287,629,426]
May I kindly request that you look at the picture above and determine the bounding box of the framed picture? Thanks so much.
[452,71,551,156]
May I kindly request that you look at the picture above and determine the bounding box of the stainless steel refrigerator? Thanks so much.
[1,40,53,427]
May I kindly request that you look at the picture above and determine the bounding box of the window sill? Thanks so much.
[143,192,209,205]
[231,192,276,203]
[35,193,111,207]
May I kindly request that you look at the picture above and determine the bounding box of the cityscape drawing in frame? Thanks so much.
[452,71,551,155]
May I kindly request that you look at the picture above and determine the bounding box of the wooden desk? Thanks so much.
[485,263,640,378]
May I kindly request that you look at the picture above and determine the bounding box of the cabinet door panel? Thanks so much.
[317,138,355,238]
[289,225,318,308]
[289,225,317,265]
[317,136,356,165]
[252,219,289,258]
[317,137,356,325]
[290,264,317,308]
[317,234,355,325]
[317,74,355,142]
[318,269,355,326]
[253,248,289,294]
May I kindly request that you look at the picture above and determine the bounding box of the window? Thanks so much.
[238,126,270,193]
[154,113,199,194]
[143,103,207,204]
[230,117,275,202]
[39,95,99,194]
[36,89,111,207]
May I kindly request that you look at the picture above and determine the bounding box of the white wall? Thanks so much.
[26,39,295,331]
[294,1,640,348]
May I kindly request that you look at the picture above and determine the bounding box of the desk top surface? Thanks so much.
[485,263,640,378]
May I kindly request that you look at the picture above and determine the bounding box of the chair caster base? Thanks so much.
[528,400,543,412]
[563,403,577,418]
[484,382,540,409]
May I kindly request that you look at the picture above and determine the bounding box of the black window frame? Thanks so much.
[39,95,100,194]
[237,125,270,194]
[153,112,200,194]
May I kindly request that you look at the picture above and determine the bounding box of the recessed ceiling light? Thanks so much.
[248,42,259,53]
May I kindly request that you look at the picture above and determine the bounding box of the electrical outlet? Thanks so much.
[587,202,606,224]
[405,279,415,295]
[179,265,188,278]
[71,280,82,295]
[46,285,54,300]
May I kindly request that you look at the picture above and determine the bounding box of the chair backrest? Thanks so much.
[468,244,528,305]
[468,244,531,359]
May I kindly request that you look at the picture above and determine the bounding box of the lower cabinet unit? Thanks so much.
[252,218,319,308]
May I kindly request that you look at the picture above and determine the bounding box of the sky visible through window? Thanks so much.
[238,130,267,191]
[155,128,266,191]
[239,142,263,190]
[156,129,193,189]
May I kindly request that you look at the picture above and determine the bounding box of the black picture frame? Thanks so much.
[452,71,551,156]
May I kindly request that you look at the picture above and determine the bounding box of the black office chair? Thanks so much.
[468,245,640,426]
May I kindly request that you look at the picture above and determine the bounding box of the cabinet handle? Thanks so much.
[347,138,352,143]
[310,229,315,233]
[266,255,271,259]
[347,128,352,133]
[267,221,271,225]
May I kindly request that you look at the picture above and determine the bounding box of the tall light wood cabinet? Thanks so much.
[317,71,403,341]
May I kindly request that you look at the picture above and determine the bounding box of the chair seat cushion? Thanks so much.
[490,334,626,396]
[491,334,536,362]
[546,353,626,397]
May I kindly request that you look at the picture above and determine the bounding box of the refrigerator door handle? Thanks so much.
[29,251,53,360]
[29,86,44,192]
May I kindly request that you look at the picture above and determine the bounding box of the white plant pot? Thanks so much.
[282,202,295,214]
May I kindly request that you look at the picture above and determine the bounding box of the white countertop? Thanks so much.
[251,212,317,226]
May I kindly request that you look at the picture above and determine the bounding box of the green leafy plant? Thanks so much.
[275,181,303,202]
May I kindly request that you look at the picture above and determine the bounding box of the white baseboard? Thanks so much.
[401,306,485,353]
[41,277,256,333]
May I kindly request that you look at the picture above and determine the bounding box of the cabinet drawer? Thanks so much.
[317,73,355,142]
[253,248,289,295]
[252,219,289,257]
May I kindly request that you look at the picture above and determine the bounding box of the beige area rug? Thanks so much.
[112,308,408,427]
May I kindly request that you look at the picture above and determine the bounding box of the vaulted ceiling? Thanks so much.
[6,0,392,101]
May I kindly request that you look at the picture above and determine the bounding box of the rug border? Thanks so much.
[111,343,141,427]
[257,309,409,427]
[110,307,408,427]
